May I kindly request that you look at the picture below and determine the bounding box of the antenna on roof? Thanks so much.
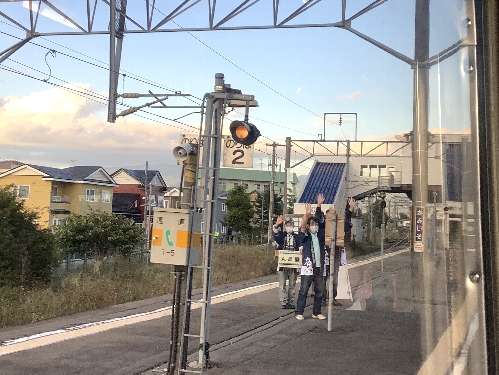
[70,160,76,167]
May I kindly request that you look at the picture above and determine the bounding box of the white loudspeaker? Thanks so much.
[173,144,192,161]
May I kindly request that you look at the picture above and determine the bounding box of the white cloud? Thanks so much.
[0,84,189,185]
[347,92,361,100]
[296,87,302,93]
[0,84,186,151]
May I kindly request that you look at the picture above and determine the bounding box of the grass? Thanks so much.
[0,245,277,328]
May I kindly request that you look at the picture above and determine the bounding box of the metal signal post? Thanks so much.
[168,73,260,374]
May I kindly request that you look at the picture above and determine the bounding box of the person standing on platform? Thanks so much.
[273,215,300,309]
[295,193,327,320]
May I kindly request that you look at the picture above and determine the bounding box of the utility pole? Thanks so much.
[369,195,374,243]
[267,142,277,252]
[283,137,291,217]
[380,192,386,271]
[144,161,150,249]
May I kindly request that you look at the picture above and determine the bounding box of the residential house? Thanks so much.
[111,169,167,221]
[218,168,299,197]
[164,187,181,209]
[0,164,118,228]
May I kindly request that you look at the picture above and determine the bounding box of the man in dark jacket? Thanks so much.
[295,193,327,320]
[273,215,300,309]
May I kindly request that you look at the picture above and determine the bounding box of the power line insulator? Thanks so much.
[117,107,139,116]
[121,93,141,98]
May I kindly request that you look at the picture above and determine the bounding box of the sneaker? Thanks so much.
[281,304,287,309]
[332,300,342,307]
[287,303,296,310]
[295,314,304,320]
[312,314,326,320]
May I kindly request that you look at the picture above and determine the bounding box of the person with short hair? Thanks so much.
[295,193,328,320]
[273,215,300,309]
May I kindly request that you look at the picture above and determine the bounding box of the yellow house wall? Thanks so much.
[0,174,52,228]
[72,184,114,214]
[49,181,73,226]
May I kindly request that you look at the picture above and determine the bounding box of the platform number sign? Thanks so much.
[222,135,254,168]
[179,134,253,168]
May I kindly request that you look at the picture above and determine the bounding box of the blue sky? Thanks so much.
[0,0,473,185]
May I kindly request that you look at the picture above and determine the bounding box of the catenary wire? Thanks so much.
[1,27,318,138]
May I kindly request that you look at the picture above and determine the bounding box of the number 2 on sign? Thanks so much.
[232,150,244,165]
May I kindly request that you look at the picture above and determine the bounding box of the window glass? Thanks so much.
[86,189,95,202]
[360,165,368,177]
[101,190,111,203]
[14,185,29,199]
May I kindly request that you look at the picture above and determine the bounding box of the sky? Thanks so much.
[0,0,474,187]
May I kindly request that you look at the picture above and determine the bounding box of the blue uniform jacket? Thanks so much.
[273,230,299,251]
[297,206,326,275]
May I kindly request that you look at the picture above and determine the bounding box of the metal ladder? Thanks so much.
[177,107,224,374]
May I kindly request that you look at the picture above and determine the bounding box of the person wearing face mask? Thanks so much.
[273,215,300,309]
[295,193,327,320]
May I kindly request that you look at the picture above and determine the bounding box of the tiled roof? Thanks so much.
[63,166,104,181]
[29,165,74,180]
[219,168,299,184]
[122,169,166,187]
[298,162,346,204]
[26,165,116,184]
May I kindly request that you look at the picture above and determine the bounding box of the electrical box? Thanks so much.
[150,207,202,266]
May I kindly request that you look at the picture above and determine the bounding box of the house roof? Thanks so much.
[298,162,346,204]
[29,164,74,180]
[112,168,167,187]
[219,168,299,184]
[0,164,117,186]
[63,166,115,183]
[112,193,142,213]
[164,186,179,193]
[0,160,24,172]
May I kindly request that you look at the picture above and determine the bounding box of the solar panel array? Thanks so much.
[298,162,346,204]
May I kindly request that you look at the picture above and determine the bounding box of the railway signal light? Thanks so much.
[229,120,260,146]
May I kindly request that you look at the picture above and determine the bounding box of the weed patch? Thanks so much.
[0,246,276,328]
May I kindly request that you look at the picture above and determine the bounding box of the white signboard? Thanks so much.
[179,134,254,169]
[222,135,254,168]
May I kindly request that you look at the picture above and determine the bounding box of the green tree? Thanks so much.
[0,186,57,288]
[55,210,145,272]
[223,186,255,241]
[253,190,283,242]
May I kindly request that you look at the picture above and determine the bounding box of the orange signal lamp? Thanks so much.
[229,120,260,146]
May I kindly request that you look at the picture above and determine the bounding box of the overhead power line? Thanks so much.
[0,63,197,132]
